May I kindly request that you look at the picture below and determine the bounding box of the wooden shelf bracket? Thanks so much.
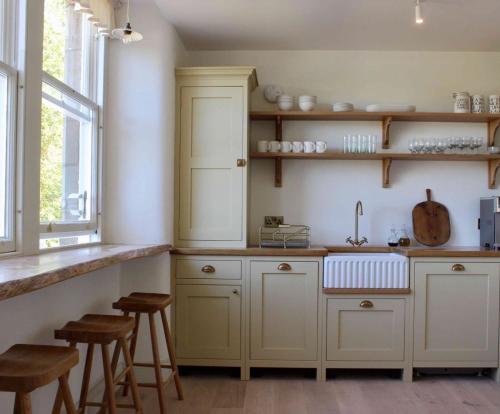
[488,159,500,189]
[382,116,392,149]
[382,158,392,188]
[488,118,500,147]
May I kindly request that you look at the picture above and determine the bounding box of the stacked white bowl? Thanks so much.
[277,95,294,111]
[333,102,354,112]
[298,95,317,112]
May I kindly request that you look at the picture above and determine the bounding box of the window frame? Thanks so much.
[0,60,18,253]
[0,0,19,254]
[39,71,100,236]
[39,6,104,247]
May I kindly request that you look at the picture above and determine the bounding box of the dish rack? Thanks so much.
[258,225,311,248]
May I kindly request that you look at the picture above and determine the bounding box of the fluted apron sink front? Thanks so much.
[324,253,409,289]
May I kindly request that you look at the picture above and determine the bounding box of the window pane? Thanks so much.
[0,72,8,237]
[43,0,90,95]
[40,91,94,224]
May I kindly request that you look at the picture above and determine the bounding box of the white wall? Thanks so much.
[189,51,500,246]
[103,0,187,364]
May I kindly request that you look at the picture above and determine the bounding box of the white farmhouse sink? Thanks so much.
[324,253,409,288]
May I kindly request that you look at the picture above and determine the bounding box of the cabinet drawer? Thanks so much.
[176,259,242,280]
[326,298,405,361]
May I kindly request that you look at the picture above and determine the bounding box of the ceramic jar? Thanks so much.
[453,92,470,113]
[489,95,500,114]
[471,95,485,113]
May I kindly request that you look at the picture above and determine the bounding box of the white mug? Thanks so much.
[315,141,327,153]
[269,140,281,152]
[281,141,292,153]
[292,141,304,153]
[257,140,269,152]
[490,95,500,114]
[304,141,316,153]
[453,92,470,113]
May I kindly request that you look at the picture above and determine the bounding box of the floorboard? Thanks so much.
[114,371,500,414]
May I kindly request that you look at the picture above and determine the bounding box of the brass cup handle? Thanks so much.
[359,300,374,309]
[452,264,465,272]
[278,263,292,271]
[201,265,215,273]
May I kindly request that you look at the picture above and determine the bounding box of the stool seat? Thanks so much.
[0,344,78,393]
[55,314,135,344]
[113,292,172,313]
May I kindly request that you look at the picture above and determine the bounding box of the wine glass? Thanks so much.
[435,138,446,153]
[447,137,458,153]
[457,137,467,152]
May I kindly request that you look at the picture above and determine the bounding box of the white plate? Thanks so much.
[366,104,416,112]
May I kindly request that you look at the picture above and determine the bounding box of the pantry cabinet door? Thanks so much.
[178,86,244,244]
[176,284,241,360]
[414,262,499,363]
[250,261,319,361]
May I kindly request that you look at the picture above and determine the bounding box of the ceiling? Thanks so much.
[152,0,500,51]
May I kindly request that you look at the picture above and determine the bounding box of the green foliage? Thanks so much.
[40,0,66,222]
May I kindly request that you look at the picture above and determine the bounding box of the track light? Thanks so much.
[415,0,423,24]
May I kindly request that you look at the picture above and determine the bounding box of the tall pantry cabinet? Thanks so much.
[174,67,258,248]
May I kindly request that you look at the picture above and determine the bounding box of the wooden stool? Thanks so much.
[53,314,142,414]
[112,292,183,414]
[0,344,78,413]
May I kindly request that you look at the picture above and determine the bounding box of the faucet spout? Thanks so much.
[346,201,368,247]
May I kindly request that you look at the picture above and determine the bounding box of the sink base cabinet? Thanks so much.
[322,295,412,382]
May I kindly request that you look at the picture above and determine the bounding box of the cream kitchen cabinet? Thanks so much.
[174,67,257,248]
[326,298,405,361]
[175,284,241,360]
[413,261,500,366]
[249,260,320,361]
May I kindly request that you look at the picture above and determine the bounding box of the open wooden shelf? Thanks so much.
[250,151,500,189]
[250,110,500,148]
[250,110,500,188]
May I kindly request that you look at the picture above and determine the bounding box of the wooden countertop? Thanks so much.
[0,244,171,301]
[170,246,329,257]
[326,245,500,257]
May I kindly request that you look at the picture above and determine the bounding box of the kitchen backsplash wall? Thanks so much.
[188,50,500,245]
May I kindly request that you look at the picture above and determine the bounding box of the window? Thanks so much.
[0,0,18,253]
[41,0,102,248]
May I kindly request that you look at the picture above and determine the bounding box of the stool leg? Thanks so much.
[160,308,184,400]
[14,393,31,414]
[98,340,122,414]
[79,343,94,413]
[123,312,141,397]
[58,375,77,414]
[149,312,167,414]
[52,342,76,414]
[101,344,117,414]
[120,337,143,413]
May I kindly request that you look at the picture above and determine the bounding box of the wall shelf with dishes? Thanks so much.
[249,111,500,189]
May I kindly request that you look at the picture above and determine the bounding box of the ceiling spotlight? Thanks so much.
[415,0,424,24]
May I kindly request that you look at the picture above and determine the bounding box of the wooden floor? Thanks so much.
[116,370,500,414]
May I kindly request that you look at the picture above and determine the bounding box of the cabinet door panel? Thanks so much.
[326,298,405,361]
[414,262,499,363]
[250,261,318,361]
[176,285,241,359]
[179,86,244,242]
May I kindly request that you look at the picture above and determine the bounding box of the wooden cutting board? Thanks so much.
[412,189,450,246]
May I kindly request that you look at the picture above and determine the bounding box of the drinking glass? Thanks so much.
[435,138,446,153]
[447,137,458,153]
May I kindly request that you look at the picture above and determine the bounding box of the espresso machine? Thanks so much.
[480,197,500,249]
